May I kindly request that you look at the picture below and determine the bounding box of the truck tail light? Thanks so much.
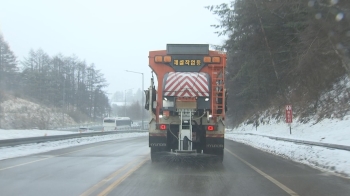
[155,56,163,62]
[203,56,212,63]
[163,56,172,63]
[159,124,167,130]
[212,56,221,63]
[207,125,215,131]
[154,56,172,63]
[203,56,221,64]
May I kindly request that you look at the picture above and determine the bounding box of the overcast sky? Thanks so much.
[0,0,227,98]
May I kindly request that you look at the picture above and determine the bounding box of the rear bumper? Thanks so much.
[149,133,224,148]
[149,133,166,147]
[205,134,224,149]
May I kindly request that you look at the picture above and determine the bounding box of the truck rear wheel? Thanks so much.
[215,149,224,163]
[204,149,224,163]
[150,147,162,162]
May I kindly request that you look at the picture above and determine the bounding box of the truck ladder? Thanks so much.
[210,65,225,121]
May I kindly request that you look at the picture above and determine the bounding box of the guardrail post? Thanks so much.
[289,124,292,135]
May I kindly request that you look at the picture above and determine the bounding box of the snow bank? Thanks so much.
[226,115,350,177]
[0,97,75,129]
[0,132,147,160]
[226,115,350,146]
[0,129,75,140]
[225,134,350,177]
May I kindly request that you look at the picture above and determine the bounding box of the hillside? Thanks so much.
[232,75,350,128]
[226,76,350,177]
[0,96,75,129]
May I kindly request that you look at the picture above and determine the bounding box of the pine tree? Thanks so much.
[0,34,18,91]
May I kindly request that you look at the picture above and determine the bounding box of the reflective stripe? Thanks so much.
[206,134,224,138]
[164,72,209,97]
[149,133,167,137]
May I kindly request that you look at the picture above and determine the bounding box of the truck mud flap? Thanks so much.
[206,135,224,149]
[149,133,167,147]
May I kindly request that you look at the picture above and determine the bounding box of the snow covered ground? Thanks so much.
[0,128,140,140]
[225,115,350,177]
[0,97,75,129]
[0,132,147,160]
[0,129,76,140]
[226,115,350,145]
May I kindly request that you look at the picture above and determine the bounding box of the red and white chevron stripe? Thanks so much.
[164,72,209,97]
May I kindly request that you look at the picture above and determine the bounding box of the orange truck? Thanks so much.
[145,44,227,162]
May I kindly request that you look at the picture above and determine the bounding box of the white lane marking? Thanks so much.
[225,148,299,196]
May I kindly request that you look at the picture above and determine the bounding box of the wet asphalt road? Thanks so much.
[0,136,349,196]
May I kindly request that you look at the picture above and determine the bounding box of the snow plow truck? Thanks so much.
[145,44,227,162]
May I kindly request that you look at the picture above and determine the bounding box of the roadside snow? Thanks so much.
[225,115,350,177]
[0,129,76,140]
[0,97,75,129]
[0,132,147,160]
[226,115,350,146]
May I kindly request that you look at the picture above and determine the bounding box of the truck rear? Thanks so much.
[145,44,227,162]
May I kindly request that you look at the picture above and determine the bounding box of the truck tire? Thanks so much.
[215,149,224,163]
[150,147,161,162]
[204,149,224,163]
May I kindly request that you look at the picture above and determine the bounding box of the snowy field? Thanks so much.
[0,132,147,160]
[225,116,350,177]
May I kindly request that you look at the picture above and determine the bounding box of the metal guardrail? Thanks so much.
[2,129,347,151]
[55,123,103,131]
[0,130,147,148]
[229,132,350,151]
[55,123,149,132]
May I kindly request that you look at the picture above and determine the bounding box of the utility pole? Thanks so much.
[124,89,126,116]
[142,73,144,129]
[62,73,66,128]
[0,105,2,129]
[125,70,144,130]
[124,88,134,117]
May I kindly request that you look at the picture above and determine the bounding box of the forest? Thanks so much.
[0,34,110,122]
[208,0,350,126]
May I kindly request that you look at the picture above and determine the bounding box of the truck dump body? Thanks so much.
[146,44,227,162]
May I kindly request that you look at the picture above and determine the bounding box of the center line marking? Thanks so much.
[225,148,299,196]
[97,157,149,196]
[80,158,139,196]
